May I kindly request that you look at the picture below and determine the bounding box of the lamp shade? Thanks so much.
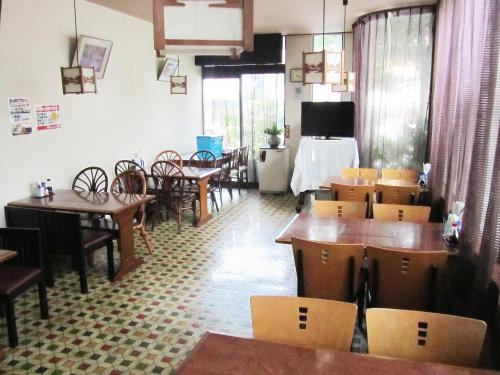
[61,66,97,95]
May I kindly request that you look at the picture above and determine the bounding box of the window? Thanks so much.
[312,34,342,102]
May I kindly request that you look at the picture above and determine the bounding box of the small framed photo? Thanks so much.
[289,68,303,83]
[171,76,187,95]
[158,58,179,82]
[72,35,113,79]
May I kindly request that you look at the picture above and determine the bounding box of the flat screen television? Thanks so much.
[301,101,355,138]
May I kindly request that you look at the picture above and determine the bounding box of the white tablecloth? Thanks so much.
[290,137,359,195]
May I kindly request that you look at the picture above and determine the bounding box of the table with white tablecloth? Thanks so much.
[290,137,359,196]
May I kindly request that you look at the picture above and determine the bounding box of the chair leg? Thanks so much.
[237,173,242,195]
[176,206,181,235]
[211,191,219,212]
[5,297,18,347]
[79,252,89,294]
[38,279,49,319]
[219,185,223,206]
[106,240,115,281]
[138,225,153,255]
[192,200,197,225]
[227,180,233,200]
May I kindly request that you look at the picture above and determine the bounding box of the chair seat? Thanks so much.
[82,229,115,250]
[0,266,42,296]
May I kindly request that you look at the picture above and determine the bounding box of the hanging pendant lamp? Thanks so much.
[61,0,96,95]
[302,0,343,85]
[332,0,355,93]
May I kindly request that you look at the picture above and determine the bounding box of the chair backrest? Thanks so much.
[0,228,43,269]
[313,200,367,219]
[366,308,487,368]
[373,203,430,223]
[72,166,108,192]
[230,148,239,169]
[331,183,375,215]
[219,152,232,180]
[341,168,378,179]
[154,150,183,166]
[40,211,82,256]
[291,237,365,301]
[111,171,147,224]
[366,246,448,310]
[151,160,186,199]
[251,296,357,351]
[238,145,249,167]
[381,168,418,182]
[114,159,148,180]
[189,150,216,168]
[375,184,420,205]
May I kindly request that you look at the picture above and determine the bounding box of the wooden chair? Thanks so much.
[189,150,219,212]
[331,183,375,218]
[72,166,108,192]
[341,168,378,179]
[373,204,430,223]
[251,296,357,351]
[381,168,418,182]
[41,210,115,294]
[151,161,197,234]
[366,308,487,368]
[115,159,161,231]
[210,152,233,204]
[375,184,420,205]
[154,150,183,166]
[291,237,364,301]
[110,171,153,255]
[0,228,49,347]
[366,246,448,311]
[231,146,249,194]
[313,200,367,219]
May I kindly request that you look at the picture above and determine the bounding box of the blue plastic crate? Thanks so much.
[196,135,223,158]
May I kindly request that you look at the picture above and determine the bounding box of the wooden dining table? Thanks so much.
[174,332,494,374]
[7,189,154,281]
[275,213,452,254]
[179,167,220,226]
[319,176,420,190]
[0,249,17,263]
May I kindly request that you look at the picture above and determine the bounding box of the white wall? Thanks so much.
[284,33,353,176]
[0,0,203,225]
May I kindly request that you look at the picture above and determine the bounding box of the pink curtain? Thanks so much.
[430,0,499,299]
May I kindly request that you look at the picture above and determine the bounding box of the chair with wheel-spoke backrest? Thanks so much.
[250,295,357,351]
[381,168,418,182]
[341,168,378,179]
[366,246,448,311]
[0,228,49,347]
[114,160,148,179]
[151,161,197,234]
[231,145,249,194]
[373,203,430,223]
[366,308,487,368]
[154,150,183,167]
[211,152,233,203]
[72,166,108,192]
[110,171,153,255]
[291,237,365,302]
[313,200,367,219]
[375,184,421,205]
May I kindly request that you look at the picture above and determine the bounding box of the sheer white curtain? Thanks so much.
[352,7,435,169]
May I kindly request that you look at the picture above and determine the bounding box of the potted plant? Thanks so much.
[264,123,283,149]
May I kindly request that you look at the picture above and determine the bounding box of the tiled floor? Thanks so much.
[0,190,364,374]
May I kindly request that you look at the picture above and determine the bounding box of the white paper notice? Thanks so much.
[9,97,32,136]
[35,104,61,131]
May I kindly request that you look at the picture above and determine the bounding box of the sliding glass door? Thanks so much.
[203,73,285,182]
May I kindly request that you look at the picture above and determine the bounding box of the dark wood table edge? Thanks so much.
[0,249,17,263]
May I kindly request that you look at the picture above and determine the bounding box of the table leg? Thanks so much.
[112,207,143,281]
[196,176,212,227]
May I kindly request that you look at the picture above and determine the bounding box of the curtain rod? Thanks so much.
[352,4,436,28]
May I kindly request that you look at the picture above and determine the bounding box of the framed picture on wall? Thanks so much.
[289,68,303,83]
[170,76,187,95]
[158,58,179,82]
[72,35,113,79]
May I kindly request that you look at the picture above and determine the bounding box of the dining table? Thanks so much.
[7,189,154,281]
[181,153,228,168]
[178,166,221,226]
[174,332,495,374]
[275,213,452,254]
[0,249,17,263]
